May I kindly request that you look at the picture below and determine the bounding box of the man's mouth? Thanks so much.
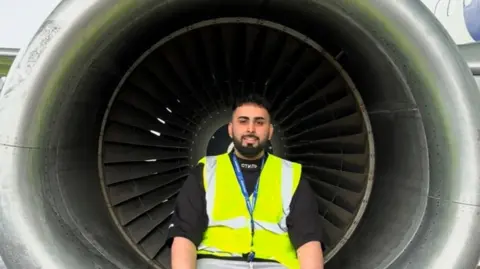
[242,136,258,143]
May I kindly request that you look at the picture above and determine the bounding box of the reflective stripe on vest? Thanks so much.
[202,155,295,237]
[197,245,242,257]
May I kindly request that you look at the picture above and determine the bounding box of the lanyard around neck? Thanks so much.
[231,154,266,263]
[231,154,265,217]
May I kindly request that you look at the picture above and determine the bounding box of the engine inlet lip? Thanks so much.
[98,17,375,267]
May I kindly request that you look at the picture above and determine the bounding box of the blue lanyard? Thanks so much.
[231,154,265,262]
[232,154,265,216]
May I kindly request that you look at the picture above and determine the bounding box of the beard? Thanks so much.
[232,134,268,158]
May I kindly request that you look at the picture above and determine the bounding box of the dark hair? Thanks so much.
[231,93,272,114]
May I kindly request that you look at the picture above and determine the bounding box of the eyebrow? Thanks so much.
[238,116,266,121]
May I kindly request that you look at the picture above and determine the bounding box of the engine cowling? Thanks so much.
[1,0,480,268]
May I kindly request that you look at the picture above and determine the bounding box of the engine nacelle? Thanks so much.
[1,0,480,268]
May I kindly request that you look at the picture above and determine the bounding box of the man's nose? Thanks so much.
[247,122,255,132]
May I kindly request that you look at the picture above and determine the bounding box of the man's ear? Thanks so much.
[268,123,274,140]
[228,122,233,138]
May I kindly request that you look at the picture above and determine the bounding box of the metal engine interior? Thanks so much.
[1,0,480,268]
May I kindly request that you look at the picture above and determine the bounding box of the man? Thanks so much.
[168,93,325,269]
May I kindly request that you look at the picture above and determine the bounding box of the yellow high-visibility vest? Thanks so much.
[196,152,302,269]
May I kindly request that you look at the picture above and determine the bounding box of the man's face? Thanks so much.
[228,103,273,158]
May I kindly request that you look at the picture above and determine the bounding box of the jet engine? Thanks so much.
[1,0,480,268]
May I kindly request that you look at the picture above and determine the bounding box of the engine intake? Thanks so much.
[0,0,479,268]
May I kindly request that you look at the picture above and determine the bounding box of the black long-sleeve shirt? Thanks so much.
[167,152,325,262]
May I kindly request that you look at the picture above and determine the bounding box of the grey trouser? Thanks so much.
[197,258,288,269]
